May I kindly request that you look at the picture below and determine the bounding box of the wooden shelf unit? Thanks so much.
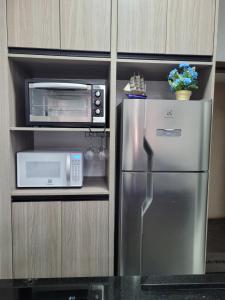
[0,0,219,280]
[10,127,110,132]
[12,177,109,197]
[8,53,111,62]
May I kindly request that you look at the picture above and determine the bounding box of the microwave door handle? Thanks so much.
[66,154,71,186]
[29,82,90,90]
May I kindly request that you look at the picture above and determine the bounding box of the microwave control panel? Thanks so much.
[92,85,106,124]
[70,153,83,187]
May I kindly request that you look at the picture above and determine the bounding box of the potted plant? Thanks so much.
[168,63,198,100]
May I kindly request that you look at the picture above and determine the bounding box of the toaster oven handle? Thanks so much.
[29,82,90,90]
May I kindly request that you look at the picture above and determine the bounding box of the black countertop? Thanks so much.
[2,274,225,299]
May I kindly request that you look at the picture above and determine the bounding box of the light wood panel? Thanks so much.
[10,127,110,132]
[62,201,109,277]
[12,177,109,197]
[118,0,167,54]
[108,0,118,276]
[8,53,111,63]
[216,0,225,61]
[0,0,12,279]
[166,0,216,55]
[7,0,60,49]
[12,202,61,278]
[60,0,111,52]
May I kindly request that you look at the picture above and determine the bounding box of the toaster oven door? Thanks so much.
[28,82,92,126]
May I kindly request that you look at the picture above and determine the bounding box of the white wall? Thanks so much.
[217,0,225,61]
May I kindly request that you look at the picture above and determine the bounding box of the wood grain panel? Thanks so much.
[60,0,111,51]
[0,0,12,279]
[12,202,61,278]
[7,0,60,48]
[62,201,109,277]
[12,203,28,278]
[167,0,216,55]
[118,0,167,54]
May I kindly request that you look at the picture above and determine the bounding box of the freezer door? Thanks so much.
[142,172,208,275]
[119,172,147,275]
[144,100,211,171]
[121,99,148,172]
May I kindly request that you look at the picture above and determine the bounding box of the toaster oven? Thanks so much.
[25,79,107,127]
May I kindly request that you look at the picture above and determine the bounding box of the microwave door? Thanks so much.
[17,152,68,187]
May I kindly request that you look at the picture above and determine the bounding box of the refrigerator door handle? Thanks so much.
[141,173,153,218]
[140,173,153,273]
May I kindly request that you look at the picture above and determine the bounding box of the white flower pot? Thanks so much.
[176,90,192,101]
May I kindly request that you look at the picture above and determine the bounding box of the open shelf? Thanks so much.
[10,127,110,132]
[8,53,111,128]
[116,59,214,103]
[12,177,109,197]
[8,53,110,79]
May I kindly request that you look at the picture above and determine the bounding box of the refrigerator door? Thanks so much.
[144,100,212,172]
[142,172,208,275]
[119,172,147,275]
[121,99,148,172]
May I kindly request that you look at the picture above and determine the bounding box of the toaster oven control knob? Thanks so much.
[95,99,101,106]
[95,108,101,115]
[95,90,101,98]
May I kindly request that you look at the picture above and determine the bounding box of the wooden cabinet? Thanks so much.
[7,0,60,49]
[118,0,167,54]
[166,0,216,55]
[12,202,61,279]
[60,0,111,52]
[118,0,216,56]
[12,201,109,278]
[62,201,109,277]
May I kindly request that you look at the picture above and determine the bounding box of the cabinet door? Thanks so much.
[7,0,60,49]
[62,201,109,277]
[118,0,167,54]
[60,0,111,52]
[166,0,216,55]
[12,202,61,279]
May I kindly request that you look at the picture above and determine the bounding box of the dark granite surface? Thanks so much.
[2,275,225,299]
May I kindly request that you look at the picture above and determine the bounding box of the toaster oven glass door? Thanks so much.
[29,83,92,124]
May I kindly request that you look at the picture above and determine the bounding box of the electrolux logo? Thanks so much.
[47,178,53,185]
[164,109,174,119]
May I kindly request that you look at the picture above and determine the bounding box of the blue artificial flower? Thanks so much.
[168,68,178,79]
[174,78,181,86]
[187,67,198,79]
[179,63,190,69]
[183,78,192,85]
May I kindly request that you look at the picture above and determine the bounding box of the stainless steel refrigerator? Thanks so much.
[118,99,212,276]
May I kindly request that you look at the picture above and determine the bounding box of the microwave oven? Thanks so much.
[25,79,107,127]
[17,151,83,187]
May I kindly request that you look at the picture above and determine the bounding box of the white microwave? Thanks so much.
[17,151,83,188]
